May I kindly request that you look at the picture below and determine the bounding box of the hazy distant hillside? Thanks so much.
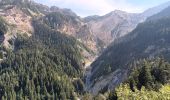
[85,10,144,46]
[142,1,170,17]
[84,1,170,50]
[147,6,170,21]
[88,6,170,94]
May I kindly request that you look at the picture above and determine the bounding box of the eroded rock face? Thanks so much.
[86,69,128,95]
[40,11,99,56]
[0,5,34,49]
[0,6,33,34]
[0,0,147,54]
[86,10,145,46]
[0,0,97,66]
[84,1,170,52]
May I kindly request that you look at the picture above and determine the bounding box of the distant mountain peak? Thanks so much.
[113,10,127,14]
[106,10,128,17]
[88,1,170,95]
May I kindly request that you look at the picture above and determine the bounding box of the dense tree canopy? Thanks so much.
[0,17,7,36]
[0,19,85,99]
[108,57,170,100]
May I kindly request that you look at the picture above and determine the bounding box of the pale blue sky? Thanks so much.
[34,0,170,17]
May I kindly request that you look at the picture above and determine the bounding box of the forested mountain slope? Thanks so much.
[0,0,170,99]
[108,58,170,100]
[0,16,86,99]
[0,0,89,99]
[88,6,170,94]
[0,0,95,66]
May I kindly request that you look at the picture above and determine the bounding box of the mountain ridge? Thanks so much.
[88,5,170,94]
[0,0,170,98]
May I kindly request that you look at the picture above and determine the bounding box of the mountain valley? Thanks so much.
[0,0,170,99]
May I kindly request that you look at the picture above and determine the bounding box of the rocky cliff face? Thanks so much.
[0,0,151,55]
[0,0,96,66]
[85,10,145,47]
[40,11,98,54]
[85,1,170,49]
[1,0,170,95]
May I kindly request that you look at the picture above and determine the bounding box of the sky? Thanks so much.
[34,0,170,17]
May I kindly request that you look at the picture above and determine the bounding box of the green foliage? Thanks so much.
[94,94,106,100]
[42,11,78,30]
[0,19,84,99]
[0,17,7,36]
[0,0,47,16]
[128,58,170,91]
[107,91,117,100]
[0,51,3,59]
[73,79,85,95]
[81,93,93,100]
[110,84,170,100]
[108,58,170,100]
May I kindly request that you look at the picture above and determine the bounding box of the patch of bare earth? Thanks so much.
[0,5,34,48]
